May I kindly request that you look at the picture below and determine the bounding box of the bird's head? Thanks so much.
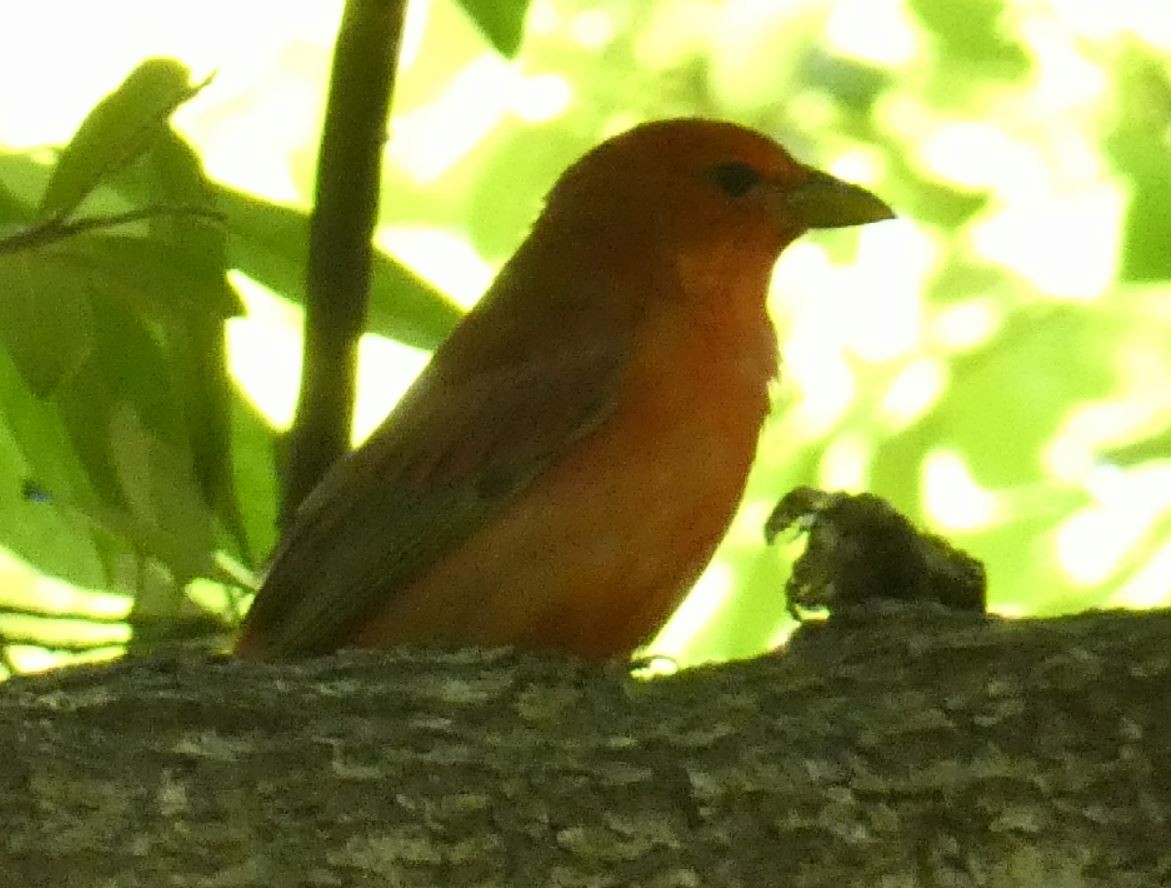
[540,118,893,294]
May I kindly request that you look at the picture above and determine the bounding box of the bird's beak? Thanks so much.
[775,168,895,230]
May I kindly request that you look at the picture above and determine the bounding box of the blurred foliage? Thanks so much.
[0,0,1169,674]
[457,0,534,56]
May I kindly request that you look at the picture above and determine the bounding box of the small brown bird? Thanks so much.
[236,118,893,660]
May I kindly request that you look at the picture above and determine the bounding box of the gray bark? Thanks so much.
[2,606,1169,887]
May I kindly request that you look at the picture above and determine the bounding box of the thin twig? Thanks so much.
[0,204,225,255]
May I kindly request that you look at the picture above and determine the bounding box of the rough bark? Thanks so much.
[2,606,1169,887]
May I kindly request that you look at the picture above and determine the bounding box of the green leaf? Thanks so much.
[33,286,227,587]
[1108,53,1171,282]
[57,232,242,322]
[215,185,462,350]
[147,128,218,235]
[170,314,247,559]
[1102,422,1171,468]
[0,177,33,229]
[38,58,206,221]
[53,284,179,511]
[3,152,462,351]
[226,391,280,564]
[800,52,889,114]
[108,401,215,585]
[894,177,989,232]
[0,251,95,396]
[907,0,1029,79]
[0,348,110,588]
[455,0,532,56]
[2,139,247,562]
[145,131,252,563]
[0,153,48,214]
[2,365,221,594]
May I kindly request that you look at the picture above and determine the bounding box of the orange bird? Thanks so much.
[236,119,893,661]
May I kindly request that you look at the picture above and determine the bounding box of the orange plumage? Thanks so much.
[235,118,892,660]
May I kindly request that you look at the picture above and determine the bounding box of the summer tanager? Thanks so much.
[236,118,893,661]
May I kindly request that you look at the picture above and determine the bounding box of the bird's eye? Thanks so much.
[707,161,762,198]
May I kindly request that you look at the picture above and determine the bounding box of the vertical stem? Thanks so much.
[280,0,407,528]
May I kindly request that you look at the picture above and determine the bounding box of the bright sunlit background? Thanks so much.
[2,0,1170,673]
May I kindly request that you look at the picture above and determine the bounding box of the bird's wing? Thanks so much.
[237,319,632,657]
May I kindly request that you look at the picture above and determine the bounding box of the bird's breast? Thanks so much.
[351,296,777,659]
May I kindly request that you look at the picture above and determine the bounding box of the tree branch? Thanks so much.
[3,606,1169,886]
[280,0,407,527]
